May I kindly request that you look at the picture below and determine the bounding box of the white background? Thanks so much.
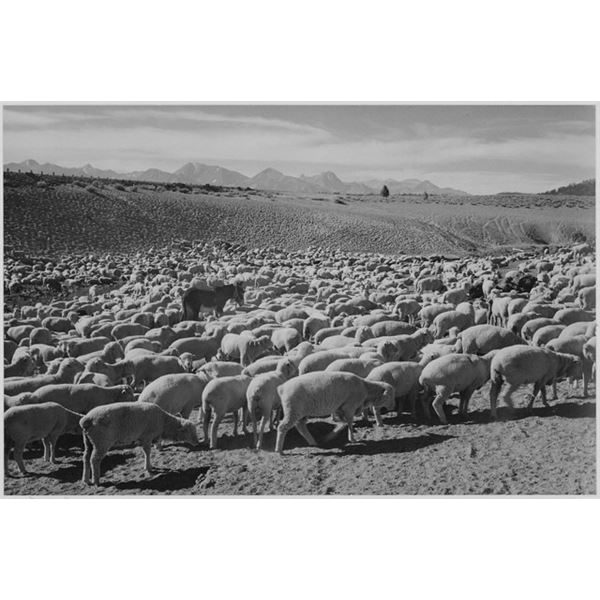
[1,1,599,599]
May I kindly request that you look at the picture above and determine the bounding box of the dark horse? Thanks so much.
[181,282,244,320]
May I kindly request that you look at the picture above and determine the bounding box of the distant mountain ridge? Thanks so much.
[4,158,470,196]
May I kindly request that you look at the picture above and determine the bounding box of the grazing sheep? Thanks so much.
[298,347,370,374]
[138,372,211,419]
[417,303,454,327]
[553,307,595,326]
[419,351,497,424]
[4,402,83,475]
[275,372,394,453]
[506,312,540,335]
[418,343,456,366]
[393,299,421,323]
[366,361,423,420]
[577,286,595,311]
[202,374,253,448]
[520,318,559,342]
[531,324,566,347]
[271,327,302,353]
[123,354,186,389]
[489,346,582,417]
[240,335,275,367]
[431,305,474,339]
[559,321,596,339]
[583,337,596,385]
[370,320,417,337]
[324,356,382,378]
[4,353,36,378]
[366,328,433,361]
[302,314,330,340]
[4,358,84,396]
[246,359,297,450]
[12,383,134,414]
[169,336,221,361]
[80,402,199,485]
[456,325,526,355]
[545,335,591,396]
[62,337,112,358]
[197,361,244,379]
[80,357,134,386]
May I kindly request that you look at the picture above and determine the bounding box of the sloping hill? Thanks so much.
[542,179,595,196]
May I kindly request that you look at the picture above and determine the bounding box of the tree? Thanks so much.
[380,185,390,198]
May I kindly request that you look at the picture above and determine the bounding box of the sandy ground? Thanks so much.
[4,379,595,496]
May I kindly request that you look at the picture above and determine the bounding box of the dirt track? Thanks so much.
[4,380,595,496]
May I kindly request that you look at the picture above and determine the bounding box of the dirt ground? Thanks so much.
[4,379,595,496]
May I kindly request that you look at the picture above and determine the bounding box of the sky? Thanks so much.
[2,104,596,194]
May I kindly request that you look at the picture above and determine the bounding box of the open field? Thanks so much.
[4,380,595,496]
[3,171,596,496]
[3,172,595,257]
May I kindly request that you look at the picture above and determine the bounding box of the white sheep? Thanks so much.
[138,372,211,419]
[456,324,526,355]
[419,352,496,424]
[489,345,582,417]
[80,402,199,485]
[4,402,83,475]
[275,372,394,453]
[246,359,297,450]
[201,374,253,449]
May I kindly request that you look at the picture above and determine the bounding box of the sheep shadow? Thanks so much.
[43,452,137,483]
[110,466,210,492]
[317,433,455,456]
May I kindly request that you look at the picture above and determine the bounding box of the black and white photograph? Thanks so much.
[2,103,596,496]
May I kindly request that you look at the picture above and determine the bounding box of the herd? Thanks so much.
[3,239,596,487]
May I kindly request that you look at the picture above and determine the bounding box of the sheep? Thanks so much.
[197,361,244,379]
[559,321,595,339]
[3,358,84,396]
[489,346,582,418]
[80,357,134,386]
[122,354,187,390]
[419,351,497,424]
[417,303,454,327]
[324,356,382,378]
[456,325,526,355]
[366,361,423,421]
[393,299,421,323]
[274,372,394,453]
[4,402,83,475]
[246,359,297,450]
[80,402,199,485]
[271,327,302,353]
[202,374,253,449]
[545,335,592,396]
[367,328,433,361]
[577,286,595,311]
[313,326,345,344]
[138,372,211,419]
[531,324,566,347]
[506,312,541,335]
[520,318,560,342]
[418,343,456,366]
[302,314,330,340]
[62,337,112,358]
[298,347,370,374]
[583,337,596,385]
[169,336,221,361]
[240,335,276,367]
[553,307,595,326]
[4,353,36,378]
[415,276,445,294]
[431,305,474,339]
[12,383,134,413]
[319,326,372,350]
[370,320,417,337]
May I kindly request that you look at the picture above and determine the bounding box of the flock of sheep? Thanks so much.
[3,239,596,489]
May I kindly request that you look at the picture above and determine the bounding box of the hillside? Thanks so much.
[3,171,594,258]
[542,179,595,196]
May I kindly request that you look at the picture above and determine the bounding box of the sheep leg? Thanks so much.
[257,416,269,451]
[42,438,51,462]
[241,406,249,436]
[13,442,28,475]
[232,410,239,438]
[420,389,433,422]
[372,406,383,427]
[90,448,104,486]
[142,443,154,475]
[202,406,211,444]
[275,418,295,454]
[251,410,259,448]
[502,384,517,410]
[552,379,558,401]
[459,387,475,418]
[432,387,450,425]
[4,440,10,476]
[295,418,318,447]
[489,379,502,420]
[209,414,224,449]
[82,434,92,484]
[582,362,590,397]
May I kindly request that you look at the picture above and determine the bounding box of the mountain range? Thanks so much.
[4,159,470,196]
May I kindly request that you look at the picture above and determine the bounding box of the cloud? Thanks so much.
[2,105,595,194]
